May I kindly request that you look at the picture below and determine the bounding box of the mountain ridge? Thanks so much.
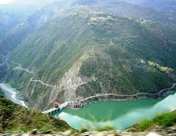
[0,0,176,109]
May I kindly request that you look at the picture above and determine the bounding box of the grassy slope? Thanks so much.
[0,96,70,133]
[131,111,176,131]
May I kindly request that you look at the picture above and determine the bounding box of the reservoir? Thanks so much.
[54,93,176,131]
[0,83,175,131]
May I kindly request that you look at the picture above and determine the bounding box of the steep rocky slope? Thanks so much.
[0,0,176,109]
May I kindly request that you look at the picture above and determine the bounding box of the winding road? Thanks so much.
[11,60,53,88]
[158,83,176,95]
[30,78,53,88]
[73,83,176,107]
[11,60,34,74]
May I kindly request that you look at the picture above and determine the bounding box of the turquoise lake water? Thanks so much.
[54,93,176,130]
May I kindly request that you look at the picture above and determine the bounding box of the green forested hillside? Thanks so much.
[0,1,176,109]
[0,96,70,133]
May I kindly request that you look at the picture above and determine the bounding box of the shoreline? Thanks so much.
[0,83,28,108]
[45,83,176,114]
[70,83,176,108]
[0,82,175,113]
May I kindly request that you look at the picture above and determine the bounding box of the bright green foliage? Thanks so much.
[136,111,176,131]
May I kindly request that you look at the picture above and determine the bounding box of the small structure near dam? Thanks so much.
[43,101,69,115]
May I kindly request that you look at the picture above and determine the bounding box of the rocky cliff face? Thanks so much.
[49,52,92,103]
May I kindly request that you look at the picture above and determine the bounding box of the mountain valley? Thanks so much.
[0,0,176,110]
[0,1,176,135]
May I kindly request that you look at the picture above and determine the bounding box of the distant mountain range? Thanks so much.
[0,0,176,110]
[142,0,176,12]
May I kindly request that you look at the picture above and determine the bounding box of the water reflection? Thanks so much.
[55,93,176,130]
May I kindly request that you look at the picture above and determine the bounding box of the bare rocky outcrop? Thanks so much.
[48,51,95,106]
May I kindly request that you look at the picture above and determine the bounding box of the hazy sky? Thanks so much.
[0,0,61,15]
[0,0,13,5]
[0,0,66,13]
[0,0,146,5]
[1,0,69,5]
[0,0,58,5]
